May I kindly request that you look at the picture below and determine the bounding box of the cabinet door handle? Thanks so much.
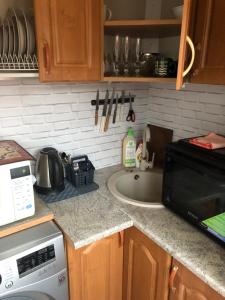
[169,265,178,292]
[119,231,124,247]
[183,36,195,77]
[43,41,50,74]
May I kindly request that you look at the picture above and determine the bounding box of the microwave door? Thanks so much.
[163,151,225,222]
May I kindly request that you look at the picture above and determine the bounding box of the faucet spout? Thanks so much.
[140,125,155,171]
[142,126,151,161]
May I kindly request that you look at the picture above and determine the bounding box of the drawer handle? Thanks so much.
[183,36,195,77]
[43,41,50,74]
[169,265,178,292]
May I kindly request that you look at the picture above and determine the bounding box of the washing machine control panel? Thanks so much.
[17,244,56,277]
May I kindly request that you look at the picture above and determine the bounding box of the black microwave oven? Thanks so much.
[162,139,225,245]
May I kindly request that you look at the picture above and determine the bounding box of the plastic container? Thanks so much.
[123,127,136,168]
[65,155,95,187]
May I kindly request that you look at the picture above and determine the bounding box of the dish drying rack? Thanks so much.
[0,54,38,71]
[0,7,39,76]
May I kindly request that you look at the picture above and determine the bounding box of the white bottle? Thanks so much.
[123,127,136,168]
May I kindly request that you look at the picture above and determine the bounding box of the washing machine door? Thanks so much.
[0,291,55,300]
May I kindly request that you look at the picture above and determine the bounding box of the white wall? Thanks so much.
[0,79,225,170]
[147,83,225,140]
[0,79,149,169]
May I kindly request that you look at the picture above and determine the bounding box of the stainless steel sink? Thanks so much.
[107,168,163,207]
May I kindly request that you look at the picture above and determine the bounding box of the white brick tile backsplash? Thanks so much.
[0,80,224,169]
[53,104,71,114]
[54,121,71,131]
[22,95,45,106]
[23,115,45,125]
[0,108,23,117]
[31,124,51,133]
[198,92,225,104]
[23,106,52,115]
[205,104,221,114]
[18,84,53,95]
[148,83,225,141]
[0,96,22,107]
[1,117,22,127]
[44,93,79,105]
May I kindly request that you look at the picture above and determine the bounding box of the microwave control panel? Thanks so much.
[10,164,34,220]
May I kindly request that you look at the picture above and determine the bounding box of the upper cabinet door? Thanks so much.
[176,0,193,90]
[189,0,225,85]
[34,0,102,82]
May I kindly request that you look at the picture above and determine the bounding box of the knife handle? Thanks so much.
[100,116,106,133]
[120,105,124,122]
[113,109,117,124]
[95,111,98,126]
[104,115,110,132]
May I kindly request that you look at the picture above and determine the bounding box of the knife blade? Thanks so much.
[120,90,125,121]
[104,88,115,132]
[113,93,119,124]
[100,89,109,133]
[95,90,99,126]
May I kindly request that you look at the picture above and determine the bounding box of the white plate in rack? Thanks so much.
[12,8,26,56]
[6,18,13,56]
[2,22,9,56]
[0,26,3,56]
[10,13,19,56]
[21,10,35,56]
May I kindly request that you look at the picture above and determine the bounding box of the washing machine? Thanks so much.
[0,221,69,300]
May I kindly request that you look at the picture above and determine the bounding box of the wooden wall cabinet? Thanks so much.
[34,0,102,82]
[188,0,225,85]
[123,227,172,300]
[66,232,123,300]
[169,259,224,300]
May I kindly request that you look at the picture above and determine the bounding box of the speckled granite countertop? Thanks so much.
[48,165,225,298]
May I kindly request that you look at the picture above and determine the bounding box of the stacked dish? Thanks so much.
[0,8,37,71]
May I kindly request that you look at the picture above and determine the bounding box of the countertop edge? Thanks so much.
[67,220,133,249]
[0,212,54,239]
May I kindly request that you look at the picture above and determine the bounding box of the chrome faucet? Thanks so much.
[140,125,155,171]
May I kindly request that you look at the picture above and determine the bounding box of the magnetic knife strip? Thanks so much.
[91,95,135,106]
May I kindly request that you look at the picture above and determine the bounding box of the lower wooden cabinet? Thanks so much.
[169,259,224,300]
[66,232,123,300]
[123,227,172,300]
[65,227,224,300]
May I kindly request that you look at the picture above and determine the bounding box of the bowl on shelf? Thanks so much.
[172,5,183,19]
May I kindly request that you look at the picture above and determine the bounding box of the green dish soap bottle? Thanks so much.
[123,127,136,168]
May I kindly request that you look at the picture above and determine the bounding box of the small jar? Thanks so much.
[140,53,157,76]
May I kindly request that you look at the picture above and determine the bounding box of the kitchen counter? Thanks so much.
[0,197,54,238]
[48,165,225,298]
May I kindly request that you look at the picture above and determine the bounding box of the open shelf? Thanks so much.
[105,19,182,27]
[104,19,181,37]
[103,76,176,83]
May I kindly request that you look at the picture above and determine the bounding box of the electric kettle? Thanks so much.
[35,147,65,194]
